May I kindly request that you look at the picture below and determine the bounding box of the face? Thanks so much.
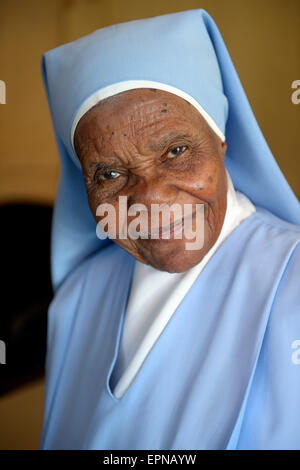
[74,88,227,273]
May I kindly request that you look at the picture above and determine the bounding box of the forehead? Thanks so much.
[81,88,193,118]
[74,88,210,145]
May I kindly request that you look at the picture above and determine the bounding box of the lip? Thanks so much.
[141,210,196,240]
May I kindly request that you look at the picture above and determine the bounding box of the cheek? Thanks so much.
[88,195,131,240]
[87,193,102,221]
[86,181,121,219]
[183,156,226,201]
[86,188,115,229]
[91,200,120,239]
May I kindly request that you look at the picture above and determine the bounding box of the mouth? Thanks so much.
[140,210,196,240]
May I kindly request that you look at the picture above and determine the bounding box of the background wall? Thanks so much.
[0,0,299,449]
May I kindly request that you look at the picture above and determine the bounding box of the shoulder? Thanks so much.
[251,206,300,237]
[236,209,300,448]
[258,209,300,344]
[251,206,300,289]
[54,241,129,296]
[269,239,300,321]
[251,205,300,234]
[236,206,300,260]
[219,206,300,314]
[226,206,300,275]
[48,241,132,326]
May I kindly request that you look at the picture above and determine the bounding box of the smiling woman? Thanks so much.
[73,88,228,272]
[40,9,300,450]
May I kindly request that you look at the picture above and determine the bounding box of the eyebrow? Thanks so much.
[146,133,192,152]
[87,158,123,171]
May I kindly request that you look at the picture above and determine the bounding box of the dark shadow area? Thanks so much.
[0,203,53,395]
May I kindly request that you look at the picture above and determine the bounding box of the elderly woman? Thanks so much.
[40,9,300,450]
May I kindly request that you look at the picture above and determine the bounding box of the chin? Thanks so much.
[138,244,209,273]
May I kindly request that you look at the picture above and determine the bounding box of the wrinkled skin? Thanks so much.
[74,88,227,273]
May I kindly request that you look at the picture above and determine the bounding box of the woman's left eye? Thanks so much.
[166,146,187,159]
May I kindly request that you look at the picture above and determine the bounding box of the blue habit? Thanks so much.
[40,208,300,449]
[39,9,300,449]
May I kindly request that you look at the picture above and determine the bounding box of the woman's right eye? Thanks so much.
[95,170,121,182]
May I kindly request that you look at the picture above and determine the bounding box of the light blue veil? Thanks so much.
[41,8,300,291]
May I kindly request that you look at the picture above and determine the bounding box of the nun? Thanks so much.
[39,9,300,450]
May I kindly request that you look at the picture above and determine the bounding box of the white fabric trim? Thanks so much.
[111,170,256,399]
[70,80,225,151]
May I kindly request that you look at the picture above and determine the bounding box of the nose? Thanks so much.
[126,177,177,209]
